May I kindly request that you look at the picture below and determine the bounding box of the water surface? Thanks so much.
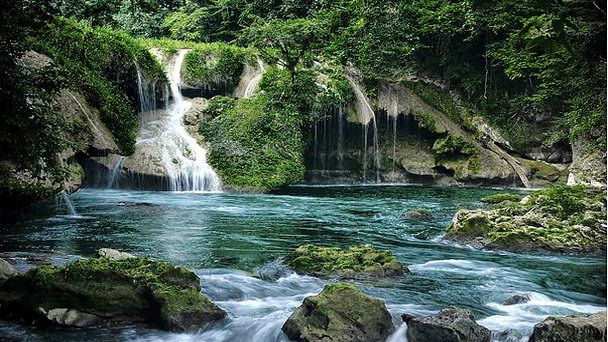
[0,186,605,341]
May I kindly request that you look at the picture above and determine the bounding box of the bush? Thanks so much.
[480,193,521,204]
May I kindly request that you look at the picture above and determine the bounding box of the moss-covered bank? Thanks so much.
[445,184,607,253]
[0,256,225,331]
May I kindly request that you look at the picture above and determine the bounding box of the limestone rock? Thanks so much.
[403,306,491,342]
[96,248,135,260]
[0,259,17,283]
[282,283,394,342]
[529,311,607,342]
[153,288,226,331]
[284,244,408,279]
[45,308,100,327]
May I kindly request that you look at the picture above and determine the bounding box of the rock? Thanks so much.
[284,244,408,279]
[96,248,135,260]
[479,193,521,204]
[282,283,394,342]
[153,288,226,331]
[529,311,607,342]
[568,136,606,187]
[404,208,433,220]
[0,256,225,331]
[403,306,491,342]
[502,294,530,305]
[0,259,17,283]
[45,308,100,327]
[445,184,607,254]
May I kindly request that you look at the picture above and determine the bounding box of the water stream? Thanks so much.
[1,186,605,341]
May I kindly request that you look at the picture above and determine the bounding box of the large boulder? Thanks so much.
[403,306,491,342]
[284,244,408,279]
[529,311,607,342]
[445,184,607,254]
[282,283,394,342]
[0,256,225,331]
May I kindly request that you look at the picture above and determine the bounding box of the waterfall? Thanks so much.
[159,50,221,192]
[59,191,77,216]
[107,155,125,188]
[337,107,344,169]
[345,70,380,183]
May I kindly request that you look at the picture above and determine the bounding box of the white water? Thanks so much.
[133,50,221,192]
[59,191,77,216]
[107,155,126,188]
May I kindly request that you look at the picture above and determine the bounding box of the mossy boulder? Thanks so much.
[282,283,394,342]
[529,311,606,342]
[0,256,225,331]
[284,244,408,279]
[480,193,521,204]
[445,184,607,253]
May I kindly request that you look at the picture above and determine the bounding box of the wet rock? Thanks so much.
[404,208,433,220]
[502,294,530,305]
[282,283,394,342]
[96,248,135,260]
[529,311,607,342]
[402,306,491,342]
[445,184,607,254]
[0,259,17,283]
[0,256,225,331]
[284,244,408,279]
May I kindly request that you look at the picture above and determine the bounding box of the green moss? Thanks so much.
[447,184,606,253]
[31,18,166,155]
[480,193,521,204]
[200,67,311,191]
[403,81,475,131]
[284,244,406,278]
[432,135,476,156]
[182,43,256,94]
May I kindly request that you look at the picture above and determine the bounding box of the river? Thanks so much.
[0,186,605,341]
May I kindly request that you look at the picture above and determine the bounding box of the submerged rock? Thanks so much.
[284,244,408,279]
[0,256,225,331]
[529,311,607,342]
[445,184,607,254]
[502,294,530,305]
[282,283,394,342]
[404,208,433,220]
[402,306,491,342]
[96,248,135,260]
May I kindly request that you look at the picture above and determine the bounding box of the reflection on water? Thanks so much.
[0,186,605,341]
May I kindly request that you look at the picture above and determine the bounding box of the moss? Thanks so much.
[432,135,476,156]
[200,67,310,191]
[182,43,256,94]
[447,184,607,253]
[480,193,521,204]
[403,80,475,131]
[154,287,225,331]
[284,244,407,278]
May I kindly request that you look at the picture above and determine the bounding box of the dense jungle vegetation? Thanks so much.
[1,0,605,193]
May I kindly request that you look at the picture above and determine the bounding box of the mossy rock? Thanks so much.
[445,184,607,254]
[284,244,408,279]
[0,256,225,331]
[480,193,521,204]
[282,283,394,342]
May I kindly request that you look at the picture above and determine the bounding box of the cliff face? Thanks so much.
[303,80,570,188]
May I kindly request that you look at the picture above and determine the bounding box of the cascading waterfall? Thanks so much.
[107,155,126,188]
[130,50,221,192]
[59,190,77,216]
